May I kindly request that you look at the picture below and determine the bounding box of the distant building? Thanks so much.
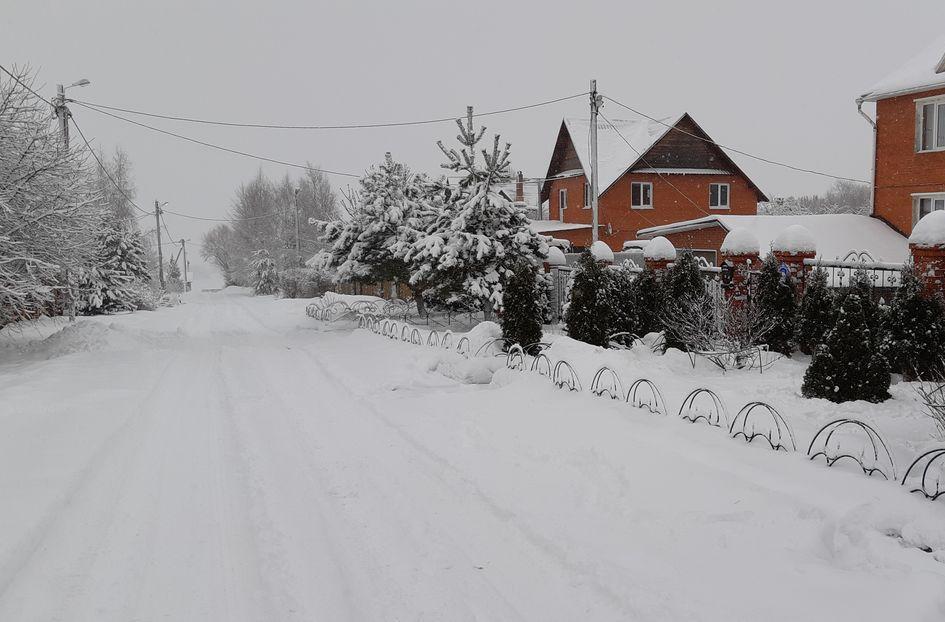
[859,35,945,236]
[538,114,768,252]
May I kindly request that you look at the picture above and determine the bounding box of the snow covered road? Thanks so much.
[1,289,944,621]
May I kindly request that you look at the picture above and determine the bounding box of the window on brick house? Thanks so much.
[914,193,945,224]
[917,96,945,152]
[709,183,730,209]
[631,182,652,209]
[584,182,591,208]
[558,189,567,222]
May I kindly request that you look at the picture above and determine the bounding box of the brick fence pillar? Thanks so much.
[771,224,817,294]
[720,228,761,309]
[643,236,676,276]
[909,211,945,299]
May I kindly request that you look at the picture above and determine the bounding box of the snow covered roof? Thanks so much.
[637,214,909,263]
[563,116,674,193]
[529,219,593,234]
[860,35,945,102]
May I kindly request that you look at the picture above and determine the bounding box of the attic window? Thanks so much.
[917,96,945,152]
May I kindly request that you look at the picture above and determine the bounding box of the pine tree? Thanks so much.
[250,249,279,295]
[77,226,151,314]
[753,253,797,355]
[564,252,614,347]
[881,267,945,380]
[662,252,704,351]
[166,259,183,293]
[609,263,640,339]
[407,111,547,317]
[500,260,544,349]
[630,265,666,336]
[796,268,833,355]
[802,293,890,403]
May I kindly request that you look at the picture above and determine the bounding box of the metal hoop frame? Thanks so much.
[729,402,796,451]
[552,359,583,392]
[506,344,526,371]
[807,419,896,480]
[426,330,440,347]
[590,366,624,400]
[530,352,552,377]
[440,331,453,350]
[475,337,508,358]
[455,336,471,358]
[677,388,729,428]
[900,448,945,501]
[625,378,668,415]
[409,328,423,345]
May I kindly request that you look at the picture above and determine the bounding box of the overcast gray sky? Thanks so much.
[3,0,943,286]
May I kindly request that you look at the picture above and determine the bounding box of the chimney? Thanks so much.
[515,171,525,205]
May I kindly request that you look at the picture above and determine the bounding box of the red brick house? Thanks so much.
[859,36,945,236]
[538,114,768,251]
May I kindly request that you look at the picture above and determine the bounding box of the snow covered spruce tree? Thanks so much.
[407,111,547,318]
[76,225,151,314]
[796,268,833,355]
[662,252,704,351]
[753,253,797,355]
[629,265,666,336]
[166,259,183,293]
[880,267,945,380]
[609,263,640,341]
[500,260,544,349]
[564,252,614,347]
[802,292,890,403]
[250,249,279,295]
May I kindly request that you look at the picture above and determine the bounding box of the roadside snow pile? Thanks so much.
[31,321,141,358]
[772,224,817,254]
[643,236,675,261]
[721,227,761,255]
[909,210,945,248]
[433,354,504,384]
[589,241,614,263]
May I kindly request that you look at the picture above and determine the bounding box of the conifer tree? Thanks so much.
[881,267,945,380]
[564,252,614,347]
[662,252,704,351]
[796,268,833,355]
[76,226,151,314]
[500,260,544,349]
[166,259,183,293]
[609,263,640,340]
[802,293,890,403]
[753,253,797,355]
[250,249,279,295]
[630,265,666,336]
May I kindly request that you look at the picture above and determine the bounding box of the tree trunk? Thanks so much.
[414,289,426,318]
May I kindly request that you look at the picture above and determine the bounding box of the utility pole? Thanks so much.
[53,84,70,149]
[589,79,603,244]
[294,187,302,266]
[180,239,189,292]
[155,200,165,288]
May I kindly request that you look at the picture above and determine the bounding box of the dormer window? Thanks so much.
[917,95,945,152]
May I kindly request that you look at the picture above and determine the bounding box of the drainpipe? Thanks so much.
[856,96,877,216]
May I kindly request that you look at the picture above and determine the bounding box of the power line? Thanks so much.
[602,95,869,185]
[71,92,589,131]
[72,101,362,179]
[0,63,53,106]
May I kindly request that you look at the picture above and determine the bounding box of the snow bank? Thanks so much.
[643,236,676,261]
[545,246,567,266]
[909,210,945,248]
[434,355,504,384]
[589,241,614,263]
[721,227,761,255]
[464,320,502,349]
[772,224,817,254]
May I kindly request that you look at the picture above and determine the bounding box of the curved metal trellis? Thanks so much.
[522,342,551,356]
[807,419,896,479]
[900,448,945,501]
[625,378,668,415]
[440,330,453,350]
[475,338,508,358]
[530,352,552,377]
[728,402,796,451]
[400,324,411,342]
[387,321,399,340]
[455,336,471,358]
[426,330,440,348]
[552,359,583,392]
[409,328,423,345]
[506,344,526,371]
[590,366,624,400]
[607,332,644,350]
[677,388,729,428]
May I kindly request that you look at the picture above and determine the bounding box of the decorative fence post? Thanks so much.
[771,224,817,295]
[643,236,676,275]
[545,246,567,273]
[590,240,614,265]
[720,228,760,308]
[910,211,945,299]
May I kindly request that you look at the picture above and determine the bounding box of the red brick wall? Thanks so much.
[874,86,945,236]
[546,172,758,252]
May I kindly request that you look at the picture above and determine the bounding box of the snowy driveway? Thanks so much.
[1,289,944,621]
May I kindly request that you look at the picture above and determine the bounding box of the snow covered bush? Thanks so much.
[629,265,666,337]
[250,249,279,295]
[76,226,151,315]
[609,264,640,339]
[500,260,544,349]
[881,266,945,380]
[278,267,335,299]
[802,293,890,403]
[564,252,614,347]
[662,252,705,352]
[796,268,833,355]
[753,253,797,355]
[407,113,547,317]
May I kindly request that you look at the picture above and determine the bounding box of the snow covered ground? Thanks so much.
[1,288,944,621]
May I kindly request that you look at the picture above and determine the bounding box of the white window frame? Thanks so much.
[915,94,945,153]
[558,188,567,222]
[709,183,730,209]
[583,182,591,209]
[631,182,653,210]
[912,192,945,225]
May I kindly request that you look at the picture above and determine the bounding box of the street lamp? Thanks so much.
[53,77,91,149]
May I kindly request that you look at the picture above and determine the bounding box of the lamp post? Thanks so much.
[52,78,91,149]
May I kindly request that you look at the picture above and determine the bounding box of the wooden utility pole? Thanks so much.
[154,200,165,288]
[54,84,70,149]
[589,79,602,244]
[294,187,302,266]
[180,239,189,291]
